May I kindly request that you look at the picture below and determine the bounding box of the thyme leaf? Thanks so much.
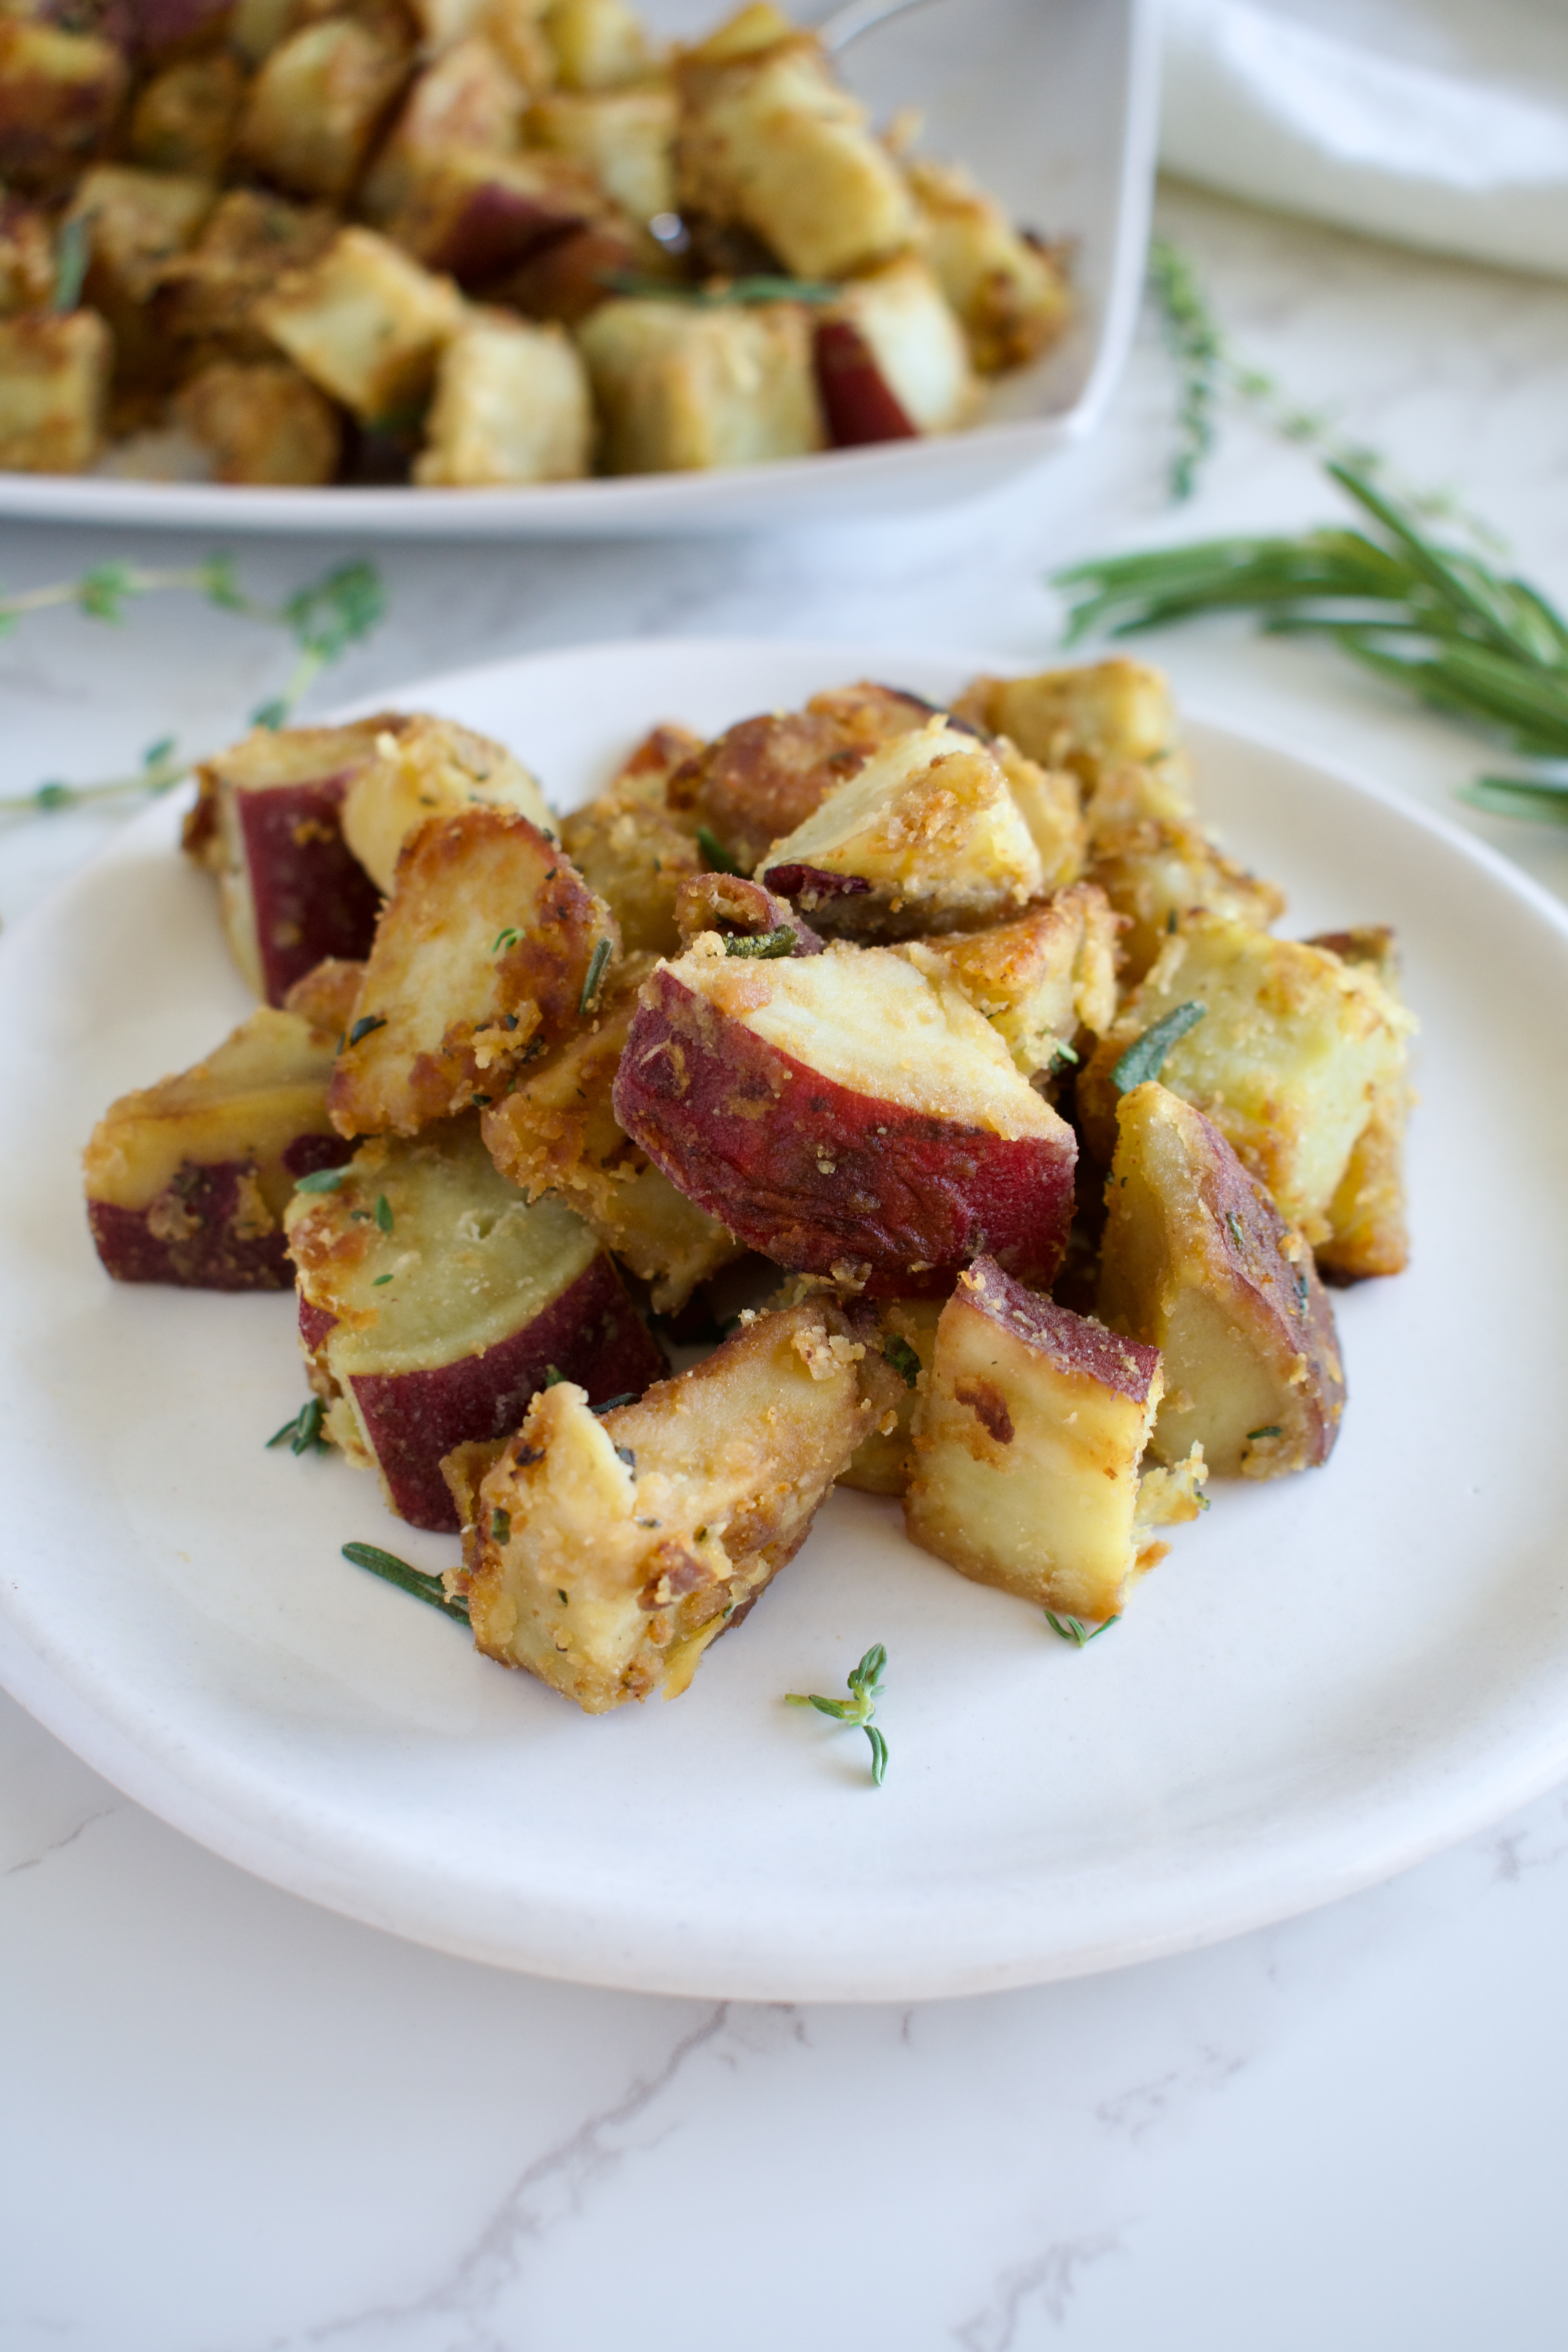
[785,1642,888,1786]
[579,936,612,1015]
[342,1541,470,1625]
[293,1165,350,1194]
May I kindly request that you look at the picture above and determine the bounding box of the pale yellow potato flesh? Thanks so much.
[341,715,555,897]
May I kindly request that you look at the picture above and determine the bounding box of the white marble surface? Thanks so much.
[6,181,1568,2348]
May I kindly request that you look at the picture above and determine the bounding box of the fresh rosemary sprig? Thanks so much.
[695,824,743,875]
[1110,1001,1206,1094]
[1058,455,1568,823]
[786,1642,889,1786]
[1045,1610,1118,1647]
[342,1541,471,1626]
[0,555,386,820]
[579,936,612,1014]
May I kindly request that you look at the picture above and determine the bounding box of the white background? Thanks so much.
[4,178,1568,2347]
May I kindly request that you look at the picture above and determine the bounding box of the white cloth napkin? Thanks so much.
[1160,0,1568,279]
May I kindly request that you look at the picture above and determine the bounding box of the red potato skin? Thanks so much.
[964,1254,1161,1402]
[305,1255,666,1532]
[813,318,918,448]
[415,182,593,288]
[238,771,385,1007]
[612,964,1075,1294]
[86,1129,350,1289]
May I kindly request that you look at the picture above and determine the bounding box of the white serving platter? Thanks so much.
[2,634,1567,2003]
[0,0,1156,537]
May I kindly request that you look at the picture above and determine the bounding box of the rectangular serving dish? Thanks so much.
[0,0,1157,537]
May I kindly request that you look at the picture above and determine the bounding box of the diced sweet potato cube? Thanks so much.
[491,214,650,327]
[911,882,1117,1077]
[359,35,527,224]
[481,950,740,1310]
[153,189,339,360]
[665,706,869,874]
[328,806,619,1137]
[820,256,978,438]
[0,20,126,194]
[558,723,706,955]
[257,226,463,422]
[577,295,823,473]
[236,16,411,203]
[1078,913,1416,1249]
[1096,1081,1346,1477]
[340,713,554,894]
[675,24,916,280]
[285,1116,662,1529]
[672,869,821,954]
[84,1005,348,1290]
[65,165,217,381]
[129,52,247,179]
[906,157,1072,375]
[956,660,1187,801]
[990,737,1085,891]
[413,310,592,484]
[0,309,111,472]
[1087,815,1286,983]
[613,935,1077,1293]
[527,83,675,221]
[183,717,395,1002]
[905,1256,1166,1623]
[1304,927,1411,1280]
[544,0,651,91]
[387,149,601,286]
[459,1294,900,1711]
[283,956,366,1036]
[176,358,342,485]
[759,716,1044,938]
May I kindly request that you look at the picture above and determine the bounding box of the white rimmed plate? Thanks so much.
[2,633,1567,2002]
[0,0,1156,538]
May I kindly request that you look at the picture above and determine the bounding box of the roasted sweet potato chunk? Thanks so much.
[1087,816,1285,984]
[1078,913,1416,1249]
[286,1115,663,1529]
[257,227,462,424]
[458,1294,902,1711]
[905,1257,1167,1624]
[0,310,110,472]
[557,724,705,956]
[759,716,1044,938]
[577,294,823,474]
[235,16,411,204]
[340,715,555,895]
[0,20,126,194]
[1096,1082,1345,1477]
[909,882,1117,1078]
[612,934,1077,1292]
[906,156,1072,374]
[84,1006,348,1290]
[328,806,619,1137]
[176,359,342,486]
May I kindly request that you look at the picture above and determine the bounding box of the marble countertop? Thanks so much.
[6,182,1568,2350]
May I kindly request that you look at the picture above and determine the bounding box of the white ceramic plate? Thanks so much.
[4,635,1568,2003]
[0,0,1156,538]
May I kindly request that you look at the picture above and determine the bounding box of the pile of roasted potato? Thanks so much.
[83,656,1416,1712]
[0,0,1071,486]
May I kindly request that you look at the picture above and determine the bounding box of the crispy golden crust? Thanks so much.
[559,724,706,957]
[328,807,619,1138]
[666,709,870,872]
[1087,816,1285,984]
[462,1296,901,1711]
[910,882,1117,1076]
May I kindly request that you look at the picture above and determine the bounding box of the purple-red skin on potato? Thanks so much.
[417,181,593,289]
[813,318,919,448]
[613,964,1076,1295]
[238,769,385,1007]
[304,1254,666,1531]
[86,1131,353,1290]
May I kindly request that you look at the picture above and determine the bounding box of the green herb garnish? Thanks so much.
[342,1542,469,1625]
[579,936,612,1015]
[490,1508,511,1543]
[599,270,839,307]
[722,927,796,958]
[374,1194,394,1234]
[786,1643,889,1786]
[1246,1425,1283,1441]
[1045,1611,1118,1647]
[592,1392,637,1415]
[347,1014,386,1047]
[293,1165,350,1194]
[371,1273,394,1286]
[266,1397,328,1455]
[544,1365,564,1386]
[882,1335,921,1389]
[1225,1210,1245,1250]
[1110,1002,1205,1094]
[493,927,520,954]
[51,212,92,313]
[695,824,742,875]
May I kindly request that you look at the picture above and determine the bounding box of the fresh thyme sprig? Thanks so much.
[786,1642,889,1786]
[0,555,386,820]
[1057,456,1568,823]
[342,1541,471,1626]
[1045,1611,1118,1647]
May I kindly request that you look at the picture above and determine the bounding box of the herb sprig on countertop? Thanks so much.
[786,1642,889,1786]
[0,556,386,821]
